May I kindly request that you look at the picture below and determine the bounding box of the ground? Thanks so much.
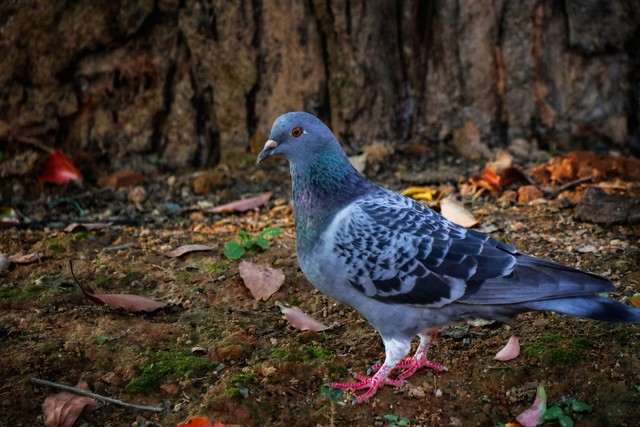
[1,151,639,427]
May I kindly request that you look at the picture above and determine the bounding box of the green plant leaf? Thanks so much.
[259,227,282,238]
[223,241,246,260]
[254,236,270,250]
[543,405,564,420]
[558,414,574,427]
[571,401,592,412]
[320,385,344,401]
[384,414,399,422]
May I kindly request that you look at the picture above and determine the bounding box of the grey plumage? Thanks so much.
[258,111,640,403]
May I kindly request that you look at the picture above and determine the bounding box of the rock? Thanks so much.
[575,187,640,225]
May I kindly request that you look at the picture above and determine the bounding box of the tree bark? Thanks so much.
[0,0,638,174]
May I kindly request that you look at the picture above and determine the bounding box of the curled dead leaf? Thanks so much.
[239,261,284,301]
[515,385,546,427]
[206,192,272,214]
[70,261,166,313]
[165,244,214,258]
[42,380,101,427]
[495,334,520,361]
[440,198,479,228]
[275,302,329,332]
[64,222,112,233]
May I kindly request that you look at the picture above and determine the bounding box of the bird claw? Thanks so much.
[369,354,446,379]
[330,372,405,403]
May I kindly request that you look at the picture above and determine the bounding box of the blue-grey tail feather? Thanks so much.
[523,296,640,323]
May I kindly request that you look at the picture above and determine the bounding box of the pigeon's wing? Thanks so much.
[327,189,518,307]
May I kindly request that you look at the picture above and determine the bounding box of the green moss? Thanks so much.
[287,294,300,306]
[303,345,333,359]
[272,348,288,359]
[0,289,18,300]
[523,334,591,366]
[230,373,255,384]
[196,262,228,273]
[44,236,66,253]
[127,352,215,394]
[91,277,110,287]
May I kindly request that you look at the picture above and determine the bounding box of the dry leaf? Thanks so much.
[64,222,112,232]
[401,186,440,201]
[515,385,547,427]
[39,151,83,184]
[206,192,272,214]
[239,261,284,301]
[8,252,43,264]
[276,302,329,332]
[71,262,166,313]
[165,244,214,258]
[42,380,101,427]
[97,168,146,188]
[495,335,520,361]
[630,294,640,309]
[440,198,479,228]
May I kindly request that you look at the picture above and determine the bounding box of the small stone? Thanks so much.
[435,389,443,398]
[576,245,596,253]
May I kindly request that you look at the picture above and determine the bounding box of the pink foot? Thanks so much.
[331,372,404,403]
[397,352,446,380]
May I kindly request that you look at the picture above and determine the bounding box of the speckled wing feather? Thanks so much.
[327,188,614,307]
[328,188,518,307]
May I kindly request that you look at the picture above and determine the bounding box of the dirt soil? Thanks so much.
[1,152,639,427]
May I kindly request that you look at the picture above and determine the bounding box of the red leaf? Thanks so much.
[40,151,82,184]
[239,261,284,301]
[165,244,214,258]
[42,381,101,427]
[177,416,215,427]
[276,302,329,332]
[206,192,272,214]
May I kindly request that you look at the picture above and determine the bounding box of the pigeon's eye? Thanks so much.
[291,126,303,138]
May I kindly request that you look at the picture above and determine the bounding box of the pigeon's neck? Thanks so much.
[290,152,373,239]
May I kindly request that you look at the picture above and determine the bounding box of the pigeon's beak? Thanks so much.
[256,139,278,164]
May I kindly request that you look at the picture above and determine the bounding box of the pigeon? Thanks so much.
[257,111,640,403]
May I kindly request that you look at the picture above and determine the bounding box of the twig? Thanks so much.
[30,377,164,412]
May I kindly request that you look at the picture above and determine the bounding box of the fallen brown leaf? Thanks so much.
[97,168,146,188]
[165,244,214,258]
[42,380,101,427]
[239,261,284,301]
[70,262,167,313]
[64,222,112,232]
[440,198,479,228]
[276,302,329,332]
[206,192,272,214]
[8,252,43,264]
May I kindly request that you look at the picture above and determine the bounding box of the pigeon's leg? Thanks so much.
[331,337,410,403]
[397,329,446,380]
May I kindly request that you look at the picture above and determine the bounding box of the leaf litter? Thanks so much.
[1,150,639,426]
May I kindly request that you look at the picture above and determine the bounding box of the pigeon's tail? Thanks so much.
[523,296,640,323]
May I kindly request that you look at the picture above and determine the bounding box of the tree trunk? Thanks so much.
[1,0,638,175]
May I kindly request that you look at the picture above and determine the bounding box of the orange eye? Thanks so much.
[291,126,303,137]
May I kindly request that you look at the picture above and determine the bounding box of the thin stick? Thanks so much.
[30,378,164,412]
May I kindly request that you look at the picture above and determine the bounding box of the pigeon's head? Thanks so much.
[257,112,340,165]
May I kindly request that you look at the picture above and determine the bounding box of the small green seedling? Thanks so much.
[321,385,345,404]
[384,413,410,426]
[223,227,282,259]
[542,399,592,427]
